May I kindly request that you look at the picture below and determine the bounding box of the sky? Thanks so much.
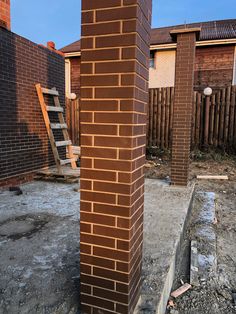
[11,0,236,49]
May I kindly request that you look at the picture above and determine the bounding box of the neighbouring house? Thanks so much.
[61,19,236,97]
[0,0,65,187]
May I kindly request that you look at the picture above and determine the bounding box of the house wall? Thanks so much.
[0,27,65,187]
[194,44,235,88]
[149,50,176,88]
[70,56,81,98]
[147,44,235,89]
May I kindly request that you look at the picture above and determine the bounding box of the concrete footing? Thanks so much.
[135,179,195,314]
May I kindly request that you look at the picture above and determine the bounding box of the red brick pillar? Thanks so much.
[0,0,10,30]
[80,1,152,313]
[170,28,200,186]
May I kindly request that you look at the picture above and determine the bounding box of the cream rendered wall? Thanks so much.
[149,50,176,88]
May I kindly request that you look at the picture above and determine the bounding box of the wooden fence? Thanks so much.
[66,98,80,146]
[66,87,236,152]
[147,86,236,151]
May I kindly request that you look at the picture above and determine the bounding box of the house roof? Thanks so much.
[60,19,236,53]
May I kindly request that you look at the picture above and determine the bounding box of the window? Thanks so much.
[150,51,155,69]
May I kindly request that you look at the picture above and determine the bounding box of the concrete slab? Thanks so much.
[135,179,195,314]
[0,179,194,314]
[0,181,80,314]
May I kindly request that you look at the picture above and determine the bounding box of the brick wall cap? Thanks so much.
[170,27,201,41]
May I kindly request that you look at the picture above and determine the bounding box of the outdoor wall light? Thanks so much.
[69,93,77,100]
[203,87,213,96]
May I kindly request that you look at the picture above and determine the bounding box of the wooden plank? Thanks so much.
[157,88,162,147]
[76,99,80,145]
[209,94,215,146]
[56,140,72,147]
[195,92,201,147]
[229,86,236,146]
[146,91,150,146]
[36,84,62,174]
[169,87,174,147]
[60,158,77,166]
[219,88,225,146]
[153,88,158,146]
[192,92,197,148]
[165,87,170,149]
[214,91,221,147]
[50,123,67,129]
[161,88,166,149]
[204,96,210,146]
[200,94,204,148]
[42,88,59,96]
[46,106,64,113]
[224,86,231,145]
[149,89,154,147]
[197,175,228,180]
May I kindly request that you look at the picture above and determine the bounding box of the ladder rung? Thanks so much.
[50,123,67,129]
[46,106,64,112]
[42,88,59,96]
[60,158,76,166]
[56,140,72,147]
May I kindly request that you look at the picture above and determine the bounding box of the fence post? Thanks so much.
[170,28,200,186]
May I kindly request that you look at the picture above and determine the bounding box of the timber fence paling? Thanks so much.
[157,88,161,147]
[147,86,236,152]
[66,98,80,146]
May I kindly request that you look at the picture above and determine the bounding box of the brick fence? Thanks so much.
[0,27,65,187]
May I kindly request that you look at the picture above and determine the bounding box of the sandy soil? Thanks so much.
[145,157,236,314]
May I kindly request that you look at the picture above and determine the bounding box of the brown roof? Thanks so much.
[60,39,81,53]
[60,19,236,53]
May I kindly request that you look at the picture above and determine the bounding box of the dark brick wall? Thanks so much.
[0,27,65,186]
[195,45,235,88]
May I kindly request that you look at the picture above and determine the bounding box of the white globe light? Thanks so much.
[203,87,213,96]
[69,93,77,100]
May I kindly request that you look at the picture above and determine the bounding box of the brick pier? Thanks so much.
[170,28,200,186]
[0,0,10,29]
[80,0,152,312]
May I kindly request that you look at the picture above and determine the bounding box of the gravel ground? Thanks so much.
[145,156,236,314]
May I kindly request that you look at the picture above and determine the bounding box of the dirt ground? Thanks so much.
[145,155,236,314]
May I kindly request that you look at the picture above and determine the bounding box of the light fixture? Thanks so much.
[69,93,77,100]
[203,87,213,96]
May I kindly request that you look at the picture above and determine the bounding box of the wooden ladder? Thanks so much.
[36,84,77,174]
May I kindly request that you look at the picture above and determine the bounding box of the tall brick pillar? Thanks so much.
[0,0,10,30]
[80,1,152,313]
[170,28,200,186]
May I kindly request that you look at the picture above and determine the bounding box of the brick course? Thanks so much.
[80,0,152,312]
[0,27,65,187]
[171,29,199,186]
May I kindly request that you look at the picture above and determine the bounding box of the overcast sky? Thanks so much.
[11,0,236,49]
